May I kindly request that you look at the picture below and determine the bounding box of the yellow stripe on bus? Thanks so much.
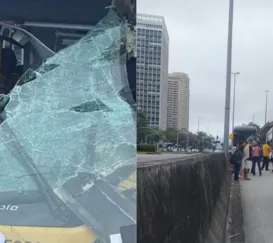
[0,225,99,243]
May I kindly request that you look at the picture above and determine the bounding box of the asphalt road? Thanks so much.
[137,153,198,164]
[241,168,273,243]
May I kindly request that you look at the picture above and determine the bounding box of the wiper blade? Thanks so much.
[1,122,111,242]
[1,121,61,211]
[0,95,9,113]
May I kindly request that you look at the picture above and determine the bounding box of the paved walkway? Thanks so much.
[241,169,273,243]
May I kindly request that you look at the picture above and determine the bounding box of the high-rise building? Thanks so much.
[167,72,190,131]
[136,13,169,129]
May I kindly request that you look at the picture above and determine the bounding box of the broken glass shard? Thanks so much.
[0,9,136,200]
[70,99,113,113]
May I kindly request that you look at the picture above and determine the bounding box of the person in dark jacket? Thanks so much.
[233,141,245,181]
[262,142,271,171]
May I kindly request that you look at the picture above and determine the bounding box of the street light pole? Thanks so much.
[231,72,240,131]
[181,128,189,150]
[176,130,179,152]
[265,90,269,124]
[186,130,189,148]
[197,116,200,132]
[223,0,234,158]
[253,114,255,123]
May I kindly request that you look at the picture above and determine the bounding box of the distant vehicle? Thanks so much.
[167,147,174,152]
[203,149,210,153]
[214,144,223,153]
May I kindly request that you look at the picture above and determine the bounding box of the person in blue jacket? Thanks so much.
[231,141,245,181]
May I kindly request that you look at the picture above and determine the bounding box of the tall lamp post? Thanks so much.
[181,128,189,150]
[252,114,255,123]
[231,72,240,131]
[223,0,235,158]
[176,129,179,151]
[265,90,269,125]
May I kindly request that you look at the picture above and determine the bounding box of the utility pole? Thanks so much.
[252,114,255,123]
[231,72,240,131]
[265,90,269,125]
[186,130,189,149]
[223,0,234,158]
[197,116,200,132]
[182,128,189,150]
[176,129,179,152]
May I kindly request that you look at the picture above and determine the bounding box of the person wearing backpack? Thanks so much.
[251,141,262,176]
[262,142,271,171]
[240,140,251,180]
[233,142,245,181]
[230,144,237,172]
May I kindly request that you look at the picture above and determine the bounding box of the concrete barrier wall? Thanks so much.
[137,153,230,243]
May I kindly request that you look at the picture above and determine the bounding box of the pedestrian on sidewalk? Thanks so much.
[230,143,238,172]
[269,148,273,172]
[251,141,262,176]
[233,142,244,181]
[271,149,273,172]
[240,140,252,180]
[262,142,271,171]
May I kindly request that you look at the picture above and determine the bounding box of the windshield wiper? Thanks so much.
[0,95,9,113]
[1,121,62,211]
[1,121,113,242]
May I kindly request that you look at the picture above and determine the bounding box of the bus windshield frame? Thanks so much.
[233,126,257,146]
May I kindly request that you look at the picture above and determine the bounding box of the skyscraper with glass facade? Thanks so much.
[136,13,169,129]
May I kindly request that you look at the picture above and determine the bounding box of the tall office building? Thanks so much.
[167,72,190,131]
[136,13,169,129]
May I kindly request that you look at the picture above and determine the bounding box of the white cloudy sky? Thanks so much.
[138,0,273,138]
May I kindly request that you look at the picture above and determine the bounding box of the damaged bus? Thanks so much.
[232,125,258,146]
[0,1,136,243]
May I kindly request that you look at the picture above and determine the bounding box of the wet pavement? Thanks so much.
[241,169,273,243]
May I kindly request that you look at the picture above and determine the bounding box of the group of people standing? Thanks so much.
[231,140,272,181]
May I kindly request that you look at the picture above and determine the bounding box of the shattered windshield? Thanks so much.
[0,9,136,240]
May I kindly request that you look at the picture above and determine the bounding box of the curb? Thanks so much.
[228,179,245,243]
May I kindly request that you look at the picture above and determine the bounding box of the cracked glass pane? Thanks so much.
[0,9,136,240]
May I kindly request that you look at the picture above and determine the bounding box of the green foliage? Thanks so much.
[137,111,163,144]
[162,130,177,143]
[137,144,156,152]
[137,110,148,143]
[136,115,215,151]
[195,131,215,151]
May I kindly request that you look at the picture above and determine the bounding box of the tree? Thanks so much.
[247,122,260,133]
[162,129,177,144]
[137,111,163,144]
[195,131,214,151]
[160,129,188,147]
[137,110,147,143]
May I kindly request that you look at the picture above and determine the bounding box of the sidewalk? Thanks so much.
[241,170,273,243]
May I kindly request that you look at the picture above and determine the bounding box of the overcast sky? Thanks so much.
[138,0,273,138]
